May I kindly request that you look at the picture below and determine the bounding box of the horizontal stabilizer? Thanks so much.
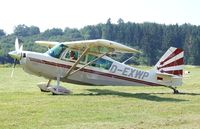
[156,72,182,79]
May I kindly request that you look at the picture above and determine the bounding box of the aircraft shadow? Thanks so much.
[75,89,188,102]
[150,92,200,96]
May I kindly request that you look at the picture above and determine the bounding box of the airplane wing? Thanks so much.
[35,41,59,48]
[63,39,141,53]
[35,39,141,53]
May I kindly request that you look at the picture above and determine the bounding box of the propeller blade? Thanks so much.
[15,38,19,51]
[11,59,17,78]
[19,44,23,52]
[11,68,14,78]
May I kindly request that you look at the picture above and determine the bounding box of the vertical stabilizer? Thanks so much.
[155,47,184,77]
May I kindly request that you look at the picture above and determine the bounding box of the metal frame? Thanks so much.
[65,47,89,77]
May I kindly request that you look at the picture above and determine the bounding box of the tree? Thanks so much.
[102,18,114,40]
[64,28,83,41]
[80,25,102,40]
[14,24,29,37]
[43,28,63,37]
[117,18,124,24]
[29,26,40,35]
[14,25,40,37]
[0,29,6,37]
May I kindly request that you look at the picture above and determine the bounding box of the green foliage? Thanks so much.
[102,18,114,40]
[0,29,6,37]
[64,27,83,41]
[0,18,200,65]
[80,25,102,40]
[43,28,63,37]
[14,24,40,37]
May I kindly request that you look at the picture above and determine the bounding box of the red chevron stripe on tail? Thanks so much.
[158,58,184,70]
[160,48,183,65]
[155,47,184,76]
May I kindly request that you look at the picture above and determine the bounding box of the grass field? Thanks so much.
[0,66,200,129]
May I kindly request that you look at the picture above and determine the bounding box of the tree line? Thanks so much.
[0,18,200,65]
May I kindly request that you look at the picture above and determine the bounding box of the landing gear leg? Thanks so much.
[56,76,60,87]
[37,79,52,92]
[170,87,179,94]
[48,76,71,95]
[173,88,179,94]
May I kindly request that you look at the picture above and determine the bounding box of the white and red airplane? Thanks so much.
[9,38,184,95]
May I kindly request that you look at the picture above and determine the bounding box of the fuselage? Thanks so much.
[20,50,167,87]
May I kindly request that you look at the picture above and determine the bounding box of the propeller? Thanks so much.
[9,38,23,77]
[11,59,17,78]
[15,38,19,51]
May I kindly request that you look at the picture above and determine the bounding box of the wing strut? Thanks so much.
[65,47,89,78]
[69,52,109,76]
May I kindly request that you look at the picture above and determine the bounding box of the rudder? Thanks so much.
[155,47,184,77]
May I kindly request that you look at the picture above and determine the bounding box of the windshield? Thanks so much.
[46,44,67,58]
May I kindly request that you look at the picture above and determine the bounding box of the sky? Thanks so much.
[0,0,200,34]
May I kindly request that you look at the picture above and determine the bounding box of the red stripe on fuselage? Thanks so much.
[29,57,163,86]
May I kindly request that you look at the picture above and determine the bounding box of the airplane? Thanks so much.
[8,38,184,95]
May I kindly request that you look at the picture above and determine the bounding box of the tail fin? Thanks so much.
[155,47,184,77]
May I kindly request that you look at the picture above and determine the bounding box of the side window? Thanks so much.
[65,51,70,59]
[87,54,112,70]
[64,50,78,60]
[63,50,86,64]
[95,58,112,70]
[87,54,97,67]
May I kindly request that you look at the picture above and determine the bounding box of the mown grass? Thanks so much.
[0,66,200,129]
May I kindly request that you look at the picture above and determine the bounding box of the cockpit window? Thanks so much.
[46,44,67,58]
[63,49,88,64]
[87,54,112,70]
